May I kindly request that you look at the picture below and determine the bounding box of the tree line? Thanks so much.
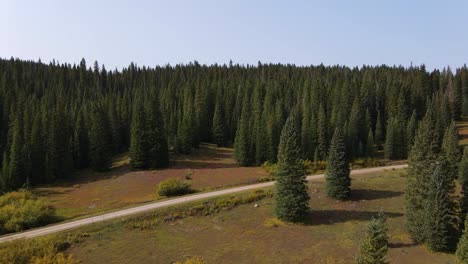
[0,57,468,192]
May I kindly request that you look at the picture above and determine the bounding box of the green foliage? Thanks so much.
[89,104,112,172]
[384,117,406,160]
[424,162,457,252]
[212,99,226,147]
[456,217,468,264]
[130,103,148,170]
[0,236,76,264]
[325,128,351,200]
[274,116,310,222]
[356,212,389,264]
[440,121,461,181]
[261,161,278,176]
[0,190,56,234]
[0,58,465,192]
[157,178,192,197]
[406,109,440,243]
[460,147,468,225]
[127,189,272,230]
[130,98,169,170]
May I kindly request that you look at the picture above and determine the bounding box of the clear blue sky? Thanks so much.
[1,0,467,70]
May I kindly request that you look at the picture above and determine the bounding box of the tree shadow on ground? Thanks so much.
[303,210,403,226]
[349,189,403,201]
[389,242,417,249]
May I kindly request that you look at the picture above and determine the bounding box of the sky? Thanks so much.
[1,0,467,70]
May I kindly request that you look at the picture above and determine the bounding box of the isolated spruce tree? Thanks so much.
[274,116,309,222]
[459,147,468,227]
[456,217,468,263]
[325,128,351,200]
[424,161,457,252]
[89,105,112,172]
[406,111,440,243]
[356,212,389,264]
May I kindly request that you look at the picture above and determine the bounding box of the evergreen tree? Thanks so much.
[274,116,309,222]
[424,161,457,252]
[6,115,26,190]
[30,112,46,183]
[375,111,384,149]
[234,97,253,166]
[456,217,468,263]
[406,111,440,243]
[212,100,226,147]
[89,105,112,172]
[356,212,389,264]
[383,118,395,159]
[146,99,169,168]
[317,104,328,160]
[366,128,375,157]
[325,128,351,200]
[130,103,148,169]
[440,121,461,181]
[459,147,468,227]
[72,111,89,170]
[406,110,418,148]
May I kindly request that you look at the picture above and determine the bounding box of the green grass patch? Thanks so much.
[127,189,272,230]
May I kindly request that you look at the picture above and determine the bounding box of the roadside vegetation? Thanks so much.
[0,190,56,235]
[157,178,193,197]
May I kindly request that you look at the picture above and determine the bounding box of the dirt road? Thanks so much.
[0,164,407,243]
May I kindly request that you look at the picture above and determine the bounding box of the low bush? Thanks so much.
[351,158,384,169]
[157,178,192,197]
[0,190,56,234]
[0,236,76,264]
[261,161,278,175]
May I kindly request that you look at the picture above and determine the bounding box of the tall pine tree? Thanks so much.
[325,127,351,200]
[274,116,309,222]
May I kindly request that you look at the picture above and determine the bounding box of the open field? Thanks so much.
[34,144,269,219]
[8,168,450,264]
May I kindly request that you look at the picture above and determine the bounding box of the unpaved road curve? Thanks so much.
[0,164,407,243]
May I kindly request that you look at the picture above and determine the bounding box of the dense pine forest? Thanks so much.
[0,57,467,193]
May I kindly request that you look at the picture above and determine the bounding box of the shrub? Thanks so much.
[31,253,77,264]
[351,158,384,169]
[0,190,55,234]
[261,161,278,175]
[157,178,192,197]
[0,236,76,264]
